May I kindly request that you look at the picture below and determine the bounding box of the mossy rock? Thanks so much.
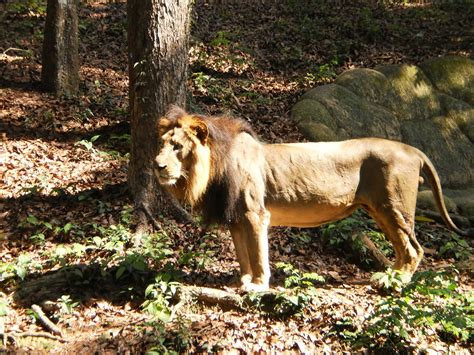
[421,56,474,106]
[301,84,401,140]
[291,99,338,141]
[401,117,474,188]
[417,190,457,213]
[438,94,474,142]
[335,68,395,107]
[445,189,474,221]
[376,64,441,121]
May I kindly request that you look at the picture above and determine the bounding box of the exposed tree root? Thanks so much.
[174,285,278,311]
[31,304,63,337]
[359,234,392,271]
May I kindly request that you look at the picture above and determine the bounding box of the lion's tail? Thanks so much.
[421,154,474,238]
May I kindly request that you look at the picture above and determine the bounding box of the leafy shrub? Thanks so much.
[439,234,471,261]
[351,269,473,351]
[246,263,324,318]
[321,211,393,268]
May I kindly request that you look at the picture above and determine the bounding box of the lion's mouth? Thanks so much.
[155,170,179,185]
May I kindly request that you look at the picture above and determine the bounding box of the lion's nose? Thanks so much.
[157,163,167,171]
[155,159,167,171]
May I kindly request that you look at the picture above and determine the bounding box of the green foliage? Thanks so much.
[6,0,46,15]
[145,320,190,355]
[57,295,79,315]
[21,214,81,245]
[439,234,471,261]
[75,134,101,153]
[191,72,230,100]
[304,58,339,84]
[321,212,393,268]
[246,263,324,318]
[142,273,180,323]
[276,262,325,289]
[351,269,473,351]
[0,253,42,282]
[210,31,233,47]
[371,268,408,292]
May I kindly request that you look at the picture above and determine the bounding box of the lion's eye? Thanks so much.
[172,142,183,151]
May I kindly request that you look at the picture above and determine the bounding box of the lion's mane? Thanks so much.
[163,106,257,225]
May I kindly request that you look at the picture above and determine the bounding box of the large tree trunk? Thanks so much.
[127,0,192,231]
[41,0,79,95]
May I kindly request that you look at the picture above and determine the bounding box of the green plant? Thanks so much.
[439,234,471,261]
[0,253,42,281]
[287,230,312,248]
[352,269,473,351]
[6,0,46,15]
[321,212,393,268]
[57,295,79,315]
[142,273,180,323]
[75,135,100,153]
[145,320,190,354]
[210,31,232,47]
[192,72,212,93]
[276,262,325,289]
[371,268,408,292]
[21,215,80,245]
[115,252,149,280]
[246,263,324,318]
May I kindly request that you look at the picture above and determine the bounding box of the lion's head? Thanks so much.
[155,107,211,206]
[155,106,256,224]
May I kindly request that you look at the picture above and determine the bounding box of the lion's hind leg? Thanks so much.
[367,207,423,280]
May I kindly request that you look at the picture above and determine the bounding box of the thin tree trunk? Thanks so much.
[42,0,79,95]
[127,0,192,231]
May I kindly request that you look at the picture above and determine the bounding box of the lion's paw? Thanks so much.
[241,282,269,293]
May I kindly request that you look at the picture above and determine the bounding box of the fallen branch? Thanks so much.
[174,285,278,311]
[359,234,392,271]
[177,285,244,309]
[31,304,63,337]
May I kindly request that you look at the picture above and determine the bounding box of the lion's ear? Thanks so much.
[158,117,172,136]
[191,119,209,144]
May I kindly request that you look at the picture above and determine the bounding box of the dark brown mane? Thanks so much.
[162,106,257,225]
[199,114,256,225]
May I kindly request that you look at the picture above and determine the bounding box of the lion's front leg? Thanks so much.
[240,210,271,292]
[229,224,253,287]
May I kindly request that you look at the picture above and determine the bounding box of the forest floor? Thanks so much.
[1,0,473,353]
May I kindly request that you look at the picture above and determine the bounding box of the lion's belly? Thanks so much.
[266,202,358,228]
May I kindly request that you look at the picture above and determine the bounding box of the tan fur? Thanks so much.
[155,107,473,292]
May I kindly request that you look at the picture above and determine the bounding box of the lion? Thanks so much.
[155,106,473,292]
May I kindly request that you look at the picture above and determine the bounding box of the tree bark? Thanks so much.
[127,0,192,231]
[42,0,79,95]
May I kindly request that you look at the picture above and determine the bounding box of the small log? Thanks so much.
[175,285,245,310]
[174,285,279,311]
[359,234,392,271]
[31,304,63,337]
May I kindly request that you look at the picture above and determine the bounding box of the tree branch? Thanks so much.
[31,304,63,337]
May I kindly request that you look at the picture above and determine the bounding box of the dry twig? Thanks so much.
[31,304,63,337]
